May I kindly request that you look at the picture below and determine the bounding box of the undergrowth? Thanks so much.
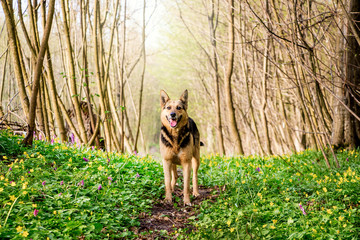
[0,130,359,239]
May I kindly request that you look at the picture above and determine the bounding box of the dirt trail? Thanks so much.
[136,185,221,239]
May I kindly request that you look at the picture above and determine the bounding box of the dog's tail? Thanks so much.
[200,141,205,147]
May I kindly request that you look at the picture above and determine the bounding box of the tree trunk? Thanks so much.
[208,0,225,155]
[1,1,30,118]
[134,0,146,153]
[93,0,111,150]
[224,0,244,155]
[260,0,273,155]
[80,0,100,147]
[22,0,56,146]
[119,0,127,153]
[0,51,8,118]
[60,0,88,144]
[332,0,360,148]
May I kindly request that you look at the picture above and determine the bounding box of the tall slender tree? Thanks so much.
[22,0,56,146]
[224,0,243,155]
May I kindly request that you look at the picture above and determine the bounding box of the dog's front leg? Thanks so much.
[171,164,178,192]
[182,162,191,205]
[163,159,172,204]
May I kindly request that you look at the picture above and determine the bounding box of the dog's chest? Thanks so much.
[162,148,193,165]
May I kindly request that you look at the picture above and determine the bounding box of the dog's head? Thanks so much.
[160,90,188,129]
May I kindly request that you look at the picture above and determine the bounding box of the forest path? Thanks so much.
[136,184,222,239]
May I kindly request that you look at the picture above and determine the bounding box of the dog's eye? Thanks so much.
[167,106,171,110]
[176,106,182,110]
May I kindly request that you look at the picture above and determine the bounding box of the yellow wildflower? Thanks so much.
[230,227,235,233]
[272,220,277,224]
[98,165,103,171]
[16,226,23,232]
[10,195,16,201]
[263,224,267,228]
[270,225,276,229]
[339,216,344,221]
[270,202,274,206]
[0,188,3,192]
[227,220,231,226]
[22,231,29,237]
[323,187,327,193]
[11,182,16,187]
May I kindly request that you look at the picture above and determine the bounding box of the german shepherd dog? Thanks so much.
[160,89,202,205]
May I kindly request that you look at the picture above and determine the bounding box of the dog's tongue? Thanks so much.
[170,119,177,127]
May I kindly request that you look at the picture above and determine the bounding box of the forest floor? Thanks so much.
[0,130,359,239]
[137,185,220,239]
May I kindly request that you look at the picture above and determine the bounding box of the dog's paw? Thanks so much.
[164,198,172,205]
[193,192,200,198]
[184,201,192,206]
[183,196,191,206]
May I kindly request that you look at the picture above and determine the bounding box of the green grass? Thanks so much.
[0,130,359,239]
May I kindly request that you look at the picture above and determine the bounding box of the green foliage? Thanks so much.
[0,130,359,239]
[0,131,163,239]
[0,130,27,159]
[192,150,360,239]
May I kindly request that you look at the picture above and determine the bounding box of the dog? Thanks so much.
[160,89,203,205]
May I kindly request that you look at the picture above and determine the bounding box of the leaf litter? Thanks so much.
[136,185,221,239]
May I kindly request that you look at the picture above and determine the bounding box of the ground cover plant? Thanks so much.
[191,151,360,239]
[0,130,359,239]
[0,130,164,239]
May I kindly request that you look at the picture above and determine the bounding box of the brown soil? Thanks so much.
[135,185,221,239]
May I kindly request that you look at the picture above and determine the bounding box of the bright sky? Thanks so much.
[127,0,172,50]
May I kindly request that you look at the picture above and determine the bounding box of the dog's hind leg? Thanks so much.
[171,164,178,192]
[192,150,200,197]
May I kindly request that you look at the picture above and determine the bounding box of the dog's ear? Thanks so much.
[180,89,188,110]
[160,90,170,109]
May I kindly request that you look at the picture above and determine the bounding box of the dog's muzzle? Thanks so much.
[167,114,182,128]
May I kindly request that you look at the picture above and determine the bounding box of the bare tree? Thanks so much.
[134,0,147,153]
[1,1,30,118]
[22,0,56,146]
[224,0,243,155]
[207,0,226,155]
[332,0,360,149]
